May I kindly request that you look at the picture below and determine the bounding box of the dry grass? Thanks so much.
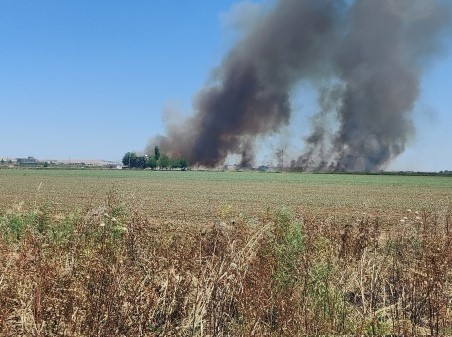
[0,185,451,336]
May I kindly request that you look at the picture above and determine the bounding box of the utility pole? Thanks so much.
[281,149,284,172]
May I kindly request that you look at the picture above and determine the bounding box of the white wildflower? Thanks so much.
[117,226,128,233]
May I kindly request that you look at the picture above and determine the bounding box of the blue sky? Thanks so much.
[1,1,451,171]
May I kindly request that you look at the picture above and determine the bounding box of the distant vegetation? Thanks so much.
[1,155,452,176]
[122,146,188,170]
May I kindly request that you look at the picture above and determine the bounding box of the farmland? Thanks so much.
[1,168,451,224]
[0,168,451,335]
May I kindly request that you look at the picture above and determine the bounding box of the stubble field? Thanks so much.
[0,168,451,336]
[1,168,451,224]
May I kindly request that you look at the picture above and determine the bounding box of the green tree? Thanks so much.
[179,158,189,170]
[135,156,147,169]
[146,156,157,170]
[170,158,179,170]
[158,154,170,170]
[0,159,4,164]
[154,146,161,161]
[122,152,137,168]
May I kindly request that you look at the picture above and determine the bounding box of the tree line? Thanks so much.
[122,146,188,170]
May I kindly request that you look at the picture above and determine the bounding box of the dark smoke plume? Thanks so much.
[297,0,451,171]
[148,0,451,171]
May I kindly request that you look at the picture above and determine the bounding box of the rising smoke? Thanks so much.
[148,0,450,171]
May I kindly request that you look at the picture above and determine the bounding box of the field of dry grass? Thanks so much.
[0,168,451,335]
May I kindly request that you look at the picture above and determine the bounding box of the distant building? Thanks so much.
[16,156,39,166]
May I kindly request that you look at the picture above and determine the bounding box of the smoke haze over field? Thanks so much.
[148,0,451,171]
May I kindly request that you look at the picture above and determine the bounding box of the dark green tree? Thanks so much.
[123,151,188,170]
[154,146,161,161]
[146,156,157,170]
[135,156,147,169]
[179,158,189,170]
[170,158,179,170]
[122,152,137,167]
[158,154,170,170]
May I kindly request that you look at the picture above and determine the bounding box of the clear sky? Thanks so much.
[1,1,451,171]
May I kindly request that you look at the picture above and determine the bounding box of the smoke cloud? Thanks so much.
[148,0,451,171]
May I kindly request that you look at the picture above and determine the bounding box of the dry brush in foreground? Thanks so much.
[0,192,451,336]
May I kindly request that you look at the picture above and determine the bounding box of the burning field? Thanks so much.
[149,0,450,172]
[1,0,451,335]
